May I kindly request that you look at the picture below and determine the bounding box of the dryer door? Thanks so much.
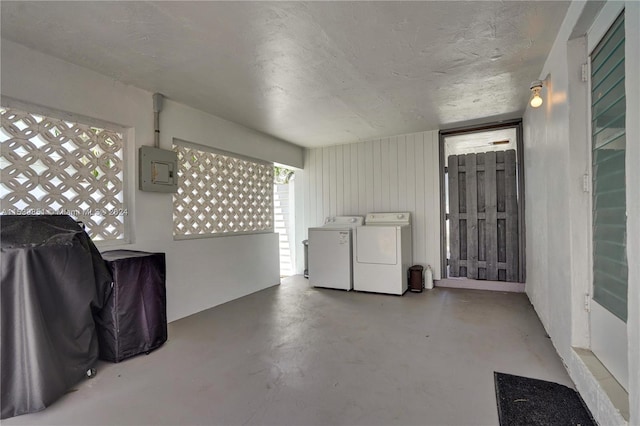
[356,226,397,264]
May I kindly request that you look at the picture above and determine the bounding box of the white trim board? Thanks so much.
[436,278,525,293]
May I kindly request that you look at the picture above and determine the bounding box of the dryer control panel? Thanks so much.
[364,212,411,226]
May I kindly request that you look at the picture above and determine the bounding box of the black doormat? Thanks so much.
[494,372,596,426]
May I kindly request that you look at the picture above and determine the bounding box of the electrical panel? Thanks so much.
[139,146,178,193]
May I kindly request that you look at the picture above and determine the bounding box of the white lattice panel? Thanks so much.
[0,106,125,241]
[173,144,273,237]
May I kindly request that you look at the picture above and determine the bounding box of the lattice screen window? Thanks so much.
[173,142,273,238]
[0,106,126,241]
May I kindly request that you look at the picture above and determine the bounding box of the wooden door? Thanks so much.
[447,150,519,281]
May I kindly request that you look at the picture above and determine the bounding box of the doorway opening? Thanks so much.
[274,166,296,277]
[439,120,526,290]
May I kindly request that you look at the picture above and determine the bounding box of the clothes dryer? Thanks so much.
[354,212,412,295]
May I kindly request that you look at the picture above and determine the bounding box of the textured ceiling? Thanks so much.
[1,1,570,148]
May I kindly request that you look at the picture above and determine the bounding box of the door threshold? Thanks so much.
[436,278,525,293]
[573,347,629,421]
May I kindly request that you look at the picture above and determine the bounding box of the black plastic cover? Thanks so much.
[0,215,113,419]
[96,250,167,362]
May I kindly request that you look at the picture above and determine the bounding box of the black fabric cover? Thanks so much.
[96,250,167,363]
[0,215,113,420]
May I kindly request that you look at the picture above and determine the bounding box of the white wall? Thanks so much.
[1,39,304,322]
[524,1,640,424]
[299,131,442,279]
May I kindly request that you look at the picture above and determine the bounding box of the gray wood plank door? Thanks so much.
[447,150,519,281]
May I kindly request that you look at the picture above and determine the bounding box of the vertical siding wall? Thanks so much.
[302,131,441,279]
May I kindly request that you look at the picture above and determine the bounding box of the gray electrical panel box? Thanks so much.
[139,146,178,193]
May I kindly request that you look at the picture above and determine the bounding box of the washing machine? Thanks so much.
[308,216,364,290]
[354,212,412,295]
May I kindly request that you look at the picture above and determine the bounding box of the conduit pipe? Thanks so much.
[152,93,164,148]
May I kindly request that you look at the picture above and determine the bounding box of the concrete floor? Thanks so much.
[4,276,573,426]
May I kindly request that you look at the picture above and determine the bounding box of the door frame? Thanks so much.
[587,3,629,392]
[438,119,526,283]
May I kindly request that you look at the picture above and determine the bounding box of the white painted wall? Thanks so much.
[524,1,640,424]
[299,131,442,279]
[1,39,304,322]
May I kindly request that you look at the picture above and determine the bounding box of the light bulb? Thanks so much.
[530,93,543,108]
[529,85,543,108]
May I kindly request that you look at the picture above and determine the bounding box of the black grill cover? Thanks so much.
[0,215,113,419]
[96,250,167,362]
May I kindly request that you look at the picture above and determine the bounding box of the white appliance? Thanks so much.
[354,212,413,295]
[308,216,364,290]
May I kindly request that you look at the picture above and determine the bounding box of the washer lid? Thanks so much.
[364,212,410,226]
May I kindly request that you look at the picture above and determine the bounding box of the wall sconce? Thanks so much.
[529,80,544,108]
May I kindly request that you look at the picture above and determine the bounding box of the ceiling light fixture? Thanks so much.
[530,80,544,108]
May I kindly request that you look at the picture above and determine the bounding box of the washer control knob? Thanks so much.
[397,214,404,219]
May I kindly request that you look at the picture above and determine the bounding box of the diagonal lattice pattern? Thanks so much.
[0,106,125,241]
[173,143,273,237]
